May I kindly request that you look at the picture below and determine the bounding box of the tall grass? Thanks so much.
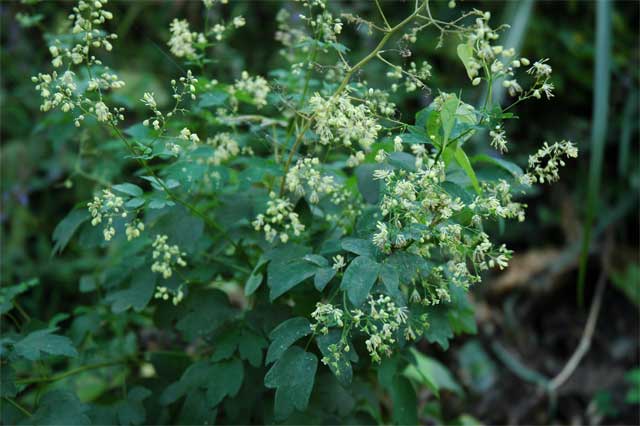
[578,0,612,305]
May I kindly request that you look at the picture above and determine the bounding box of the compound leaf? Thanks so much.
[264,346,318,421]
[266,317,311,364]
[340,256,381,307]
[13,328,78,360]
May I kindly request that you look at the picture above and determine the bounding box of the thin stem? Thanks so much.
[548,238,611,391]
[108,124,239,250]
[279,1,426,195]
[16,360,125,385]
[12,300,31,323]
[374,0,392,30]
[3,397,32,417]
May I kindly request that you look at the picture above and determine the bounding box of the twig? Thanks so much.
[278,1,427,195]
[16,360,125,385]
[3,397,32,417]
[548,236,611,391]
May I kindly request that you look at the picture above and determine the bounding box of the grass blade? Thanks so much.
[578,0,613,305]
[618,90,638,177]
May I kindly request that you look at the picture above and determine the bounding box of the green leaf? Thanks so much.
[161,359,243,409]
[0,278,39,314]
[378,263,401,300]
[457,340,497,392]
[175,289,236,340]
[471,154,523,178]
[205,359,244,406]
[237,331,267,367]
[441,94,460,146]
[423,306,454,350]
[316,330,354,386]
[52,209,89,255]
[266,317,311,364]
[314,267,336,291]
[151,207,204,253]
[456,43,476,80]
[303,254,328,267]
[112,183,144,197]
[386,251,431,283]
[178,389,217,425]
[117,386,152,425]
[244,272,263,296]
[264,346,318,421]
[31,390,91,425]
[160,361,211,405]
[454,146,481,194]
[340,256,381,307]
[198,90,229,108]
[13,328,78,360]
[388,375,418,426]
[267,257,318,301]
[404,348,463,397]
[125,197,145,209]
[355,164,381,204]
[388,152,417,171]
[378,356,418,426]
[447,284,477,335]
[106,268,156,313]
[212,328,267,367]
[341,237,376,257]
[245,256,269,296]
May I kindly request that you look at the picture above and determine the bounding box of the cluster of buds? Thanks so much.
[252,192,305,243]
[151,235,187,279]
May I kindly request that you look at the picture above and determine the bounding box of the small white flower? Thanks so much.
[95,101,109,122]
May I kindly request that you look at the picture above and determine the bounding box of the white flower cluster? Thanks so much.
[471,180,526,222]
[471,233,512,271]
[125,220,145,241]
[310,302,344,335]
[370,150,532,291]
[252,192,305,243]
[33,0,127,127]
[206,133,240,165]
[386,61,432,93]
[231,71,270,109]
[151,234,187,279]
[87,189,130,241]
[168,19,204,59]
[523,140,578,184]
[154,286,185,306]
[142,71,198,143]
[372,160,465,252]
[355,295,410,363]
[54,0,117,67]
[489,125,508,153]
[331,254,346,270]
[409,266,449,305]
[310,295,412,364]
[286,158,338,203]
[458,11,555,101]
[179,127,201,144]
[362,87,396,117]
[309,92,381,151]
[298,4,343,43]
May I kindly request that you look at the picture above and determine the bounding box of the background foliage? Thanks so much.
[1,1,638,425]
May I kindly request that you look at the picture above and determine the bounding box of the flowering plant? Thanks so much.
[6,0,576,423]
